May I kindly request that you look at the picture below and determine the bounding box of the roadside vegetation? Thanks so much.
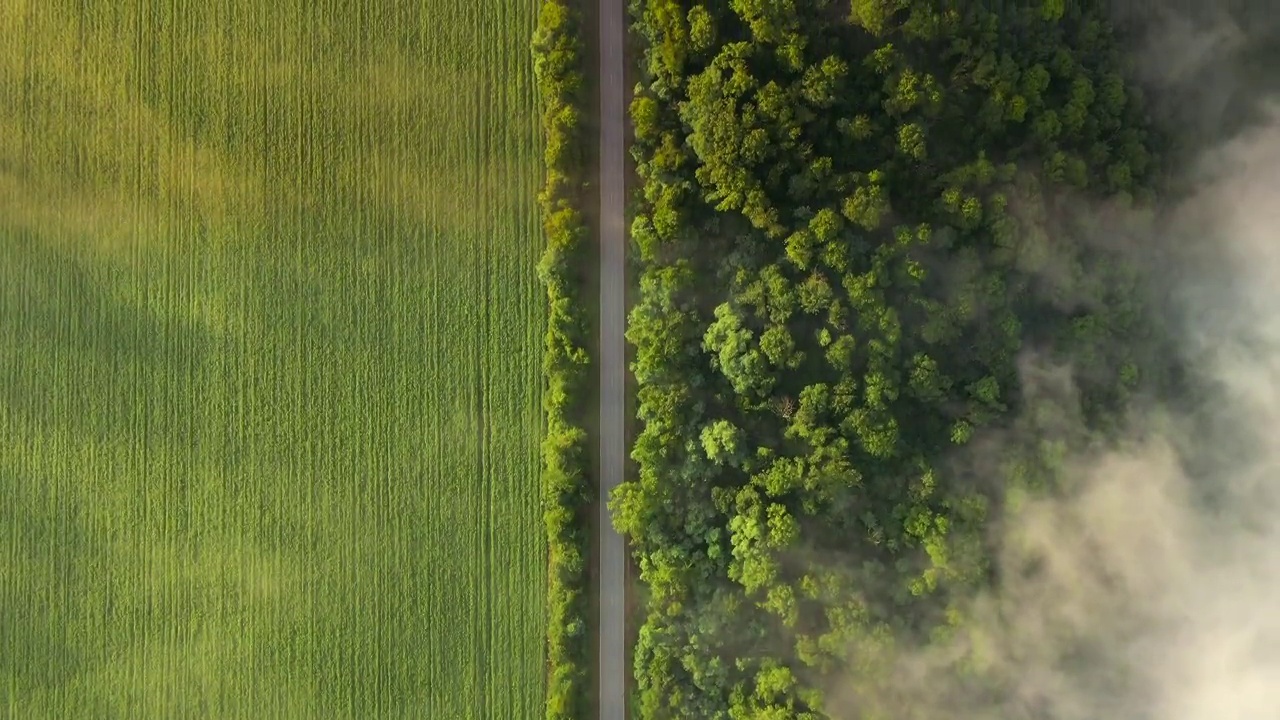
[616,0,1177,715]
[532,0,594,717]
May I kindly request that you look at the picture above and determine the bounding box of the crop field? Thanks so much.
[0,1,544,718]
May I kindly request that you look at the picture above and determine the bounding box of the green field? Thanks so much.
[0,1,544,717]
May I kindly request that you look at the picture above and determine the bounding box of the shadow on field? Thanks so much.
[0,227,215,442]
[0,465,100,695]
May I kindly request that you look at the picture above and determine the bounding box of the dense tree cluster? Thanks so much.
[532,1,592,717]
[616,0,1169,716]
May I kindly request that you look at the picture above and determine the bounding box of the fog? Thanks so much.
[824,7,1280,719]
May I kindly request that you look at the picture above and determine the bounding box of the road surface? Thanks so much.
[597,0,626,715]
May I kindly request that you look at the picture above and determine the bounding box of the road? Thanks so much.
[597,0,626,715]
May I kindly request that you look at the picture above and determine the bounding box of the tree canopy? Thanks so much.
[618,1,1172,716]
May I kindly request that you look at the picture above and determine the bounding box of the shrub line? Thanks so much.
[532,0,592,717]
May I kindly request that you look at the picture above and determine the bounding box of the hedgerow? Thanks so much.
[532,1,592,718]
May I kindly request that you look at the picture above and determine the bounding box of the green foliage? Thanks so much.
[623,0,1168,716]
[534,0,593,716]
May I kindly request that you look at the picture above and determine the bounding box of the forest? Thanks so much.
[615,0,1184,715]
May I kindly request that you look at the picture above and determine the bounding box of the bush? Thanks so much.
[532,0,592,718]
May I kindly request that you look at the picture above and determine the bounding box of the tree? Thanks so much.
[703,419,747,467]
[621,0,1168,714]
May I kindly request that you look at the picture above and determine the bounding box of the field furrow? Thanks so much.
[0,0,545,717]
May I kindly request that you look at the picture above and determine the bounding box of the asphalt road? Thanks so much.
[596,0,626,716]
